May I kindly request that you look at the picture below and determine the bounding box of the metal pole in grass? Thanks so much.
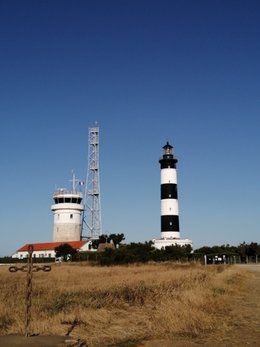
[8,245,52,337]
[25,244,33,337]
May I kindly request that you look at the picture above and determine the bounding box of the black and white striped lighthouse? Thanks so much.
[159,142,180,239]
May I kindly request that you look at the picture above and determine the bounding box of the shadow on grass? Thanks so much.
[108,339,142,347]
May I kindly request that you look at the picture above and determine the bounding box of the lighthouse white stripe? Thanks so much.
[161,199,179,216]
[161,168,177,184]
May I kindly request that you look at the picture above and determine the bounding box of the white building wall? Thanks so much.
[161,231,180,239]
[12,241,94,259]
[12,250,56,259]
[153,238,193,250]
[52,202,84,242]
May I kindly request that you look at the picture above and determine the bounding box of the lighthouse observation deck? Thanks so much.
[52,189,83,205]
[52,180,84,242]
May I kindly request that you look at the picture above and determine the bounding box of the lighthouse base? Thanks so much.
[152,238,192,250]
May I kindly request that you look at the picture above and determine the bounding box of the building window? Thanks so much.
[70,214,73,219]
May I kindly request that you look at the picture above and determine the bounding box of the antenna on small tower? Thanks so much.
[81,125,102,239]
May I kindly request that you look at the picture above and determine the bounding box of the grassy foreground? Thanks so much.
[0,263,248,346]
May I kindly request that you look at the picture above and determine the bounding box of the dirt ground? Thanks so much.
[0,265,259,347]
[0,335,87,347]
[140,264,260,347]
[0,334,87,347]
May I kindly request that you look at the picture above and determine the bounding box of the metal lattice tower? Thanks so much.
[81,126,102,239]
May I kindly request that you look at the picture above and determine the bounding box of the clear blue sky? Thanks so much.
[0,0,259,256]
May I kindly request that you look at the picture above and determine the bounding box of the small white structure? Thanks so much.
[153,142,192,250]
[12,240,93,259]
[52,173,84,242]
[152,237,193,249]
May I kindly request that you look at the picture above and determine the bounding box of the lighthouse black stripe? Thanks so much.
[161,215,179,231]
[159,158,178,169]
[161,183,178,199]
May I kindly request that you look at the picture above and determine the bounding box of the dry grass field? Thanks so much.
[0,263,249,346]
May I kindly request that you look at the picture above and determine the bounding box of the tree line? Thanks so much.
[82,238,260,265]
[54,235,193,265]
[1,236,259,265]
[194,242,260,258]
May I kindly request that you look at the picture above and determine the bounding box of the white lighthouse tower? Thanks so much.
[153,142,192,249]
[52,173,84,242]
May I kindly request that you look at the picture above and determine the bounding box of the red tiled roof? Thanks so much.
[17,240,88,252]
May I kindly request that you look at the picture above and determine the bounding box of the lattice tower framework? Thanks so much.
[81,126,102,239]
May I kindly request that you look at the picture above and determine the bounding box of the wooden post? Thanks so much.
[9,245,51,337]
